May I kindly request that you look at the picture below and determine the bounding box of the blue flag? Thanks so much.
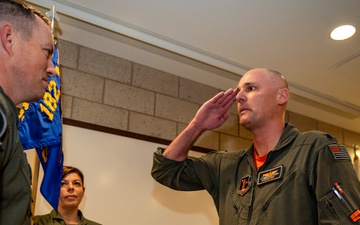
[18,43,63,211]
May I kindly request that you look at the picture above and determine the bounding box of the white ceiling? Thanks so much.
[27,0,360,133]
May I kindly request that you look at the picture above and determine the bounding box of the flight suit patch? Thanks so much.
[237,175,251,196]
[328,144,351,161]
[257,165,283,185]
[350,209,360,223]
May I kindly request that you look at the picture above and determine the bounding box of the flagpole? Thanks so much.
[31,154,40,223]
[50,4,55,34]
[45,3,60,36]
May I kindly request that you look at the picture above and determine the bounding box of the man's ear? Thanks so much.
[0,23,15,56]
[277,88,289,105]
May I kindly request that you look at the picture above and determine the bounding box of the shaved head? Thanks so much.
[245,68,288,89]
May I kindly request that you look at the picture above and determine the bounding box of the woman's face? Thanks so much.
[58,172,85,210]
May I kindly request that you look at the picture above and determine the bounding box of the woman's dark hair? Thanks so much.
[63,166,85,187]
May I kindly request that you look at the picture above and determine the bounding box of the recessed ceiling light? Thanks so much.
[330,25,356,40]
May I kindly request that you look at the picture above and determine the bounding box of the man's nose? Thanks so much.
[47,60,57,77]
[236,90,244,102]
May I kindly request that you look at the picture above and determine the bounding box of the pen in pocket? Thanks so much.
[332,187,344,202]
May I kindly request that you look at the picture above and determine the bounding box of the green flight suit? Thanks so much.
[152,123,360,225]
[0,87,32,225]
[33,209,102,225]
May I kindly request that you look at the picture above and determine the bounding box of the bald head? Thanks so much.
[243,68,288,89]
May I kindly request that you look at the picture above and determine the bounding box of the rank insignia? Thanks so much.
[328,144,351,161]
[237,175,251,196]
[257,165,283,185]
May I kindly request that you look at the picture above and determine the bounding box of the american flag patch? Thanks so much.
[328,144,351,161]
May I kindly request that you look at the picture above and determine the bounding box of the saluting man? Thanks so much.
[152,68,360,224]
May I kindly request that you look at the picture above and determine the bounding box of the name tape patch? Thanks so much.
[257,165,283,186]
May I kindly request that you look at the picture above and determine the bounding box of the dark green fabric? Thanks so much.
[0,87,32,225]
[152,123,360,225]
[33,209,102,225]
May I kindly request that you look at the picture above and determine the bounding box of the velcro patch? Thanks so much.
[257,165,283,185]
[237,175,251,196]
[329,144,351,161]
[350,209,360,223]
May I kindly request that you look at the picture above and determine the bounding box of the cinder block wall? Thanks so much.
[57,39,360,159]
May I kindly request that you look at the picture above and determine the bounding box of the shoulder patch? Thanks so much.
[328,144,351,161]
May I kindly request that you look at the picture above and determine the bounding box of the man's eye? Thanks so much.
[44,49,52,58]
[247,86,256,92]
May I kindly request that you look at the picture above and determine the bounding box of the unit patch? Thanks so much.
[257,165,283,185]
[237,175,251,196]
[328,144,351,161]
[350,209,360,223]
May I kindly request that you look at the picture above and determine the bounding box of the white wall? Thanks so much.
[27,125,218,225]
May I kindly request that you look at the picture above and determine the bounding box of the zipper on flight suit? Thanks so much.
[261,170,296,211]
[246,168,257,223]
